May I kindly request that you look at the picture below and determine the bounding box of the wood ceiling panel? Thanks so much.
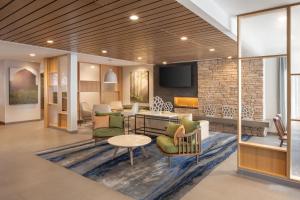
[0,0,96,37]
[0,0,14,10]
[52,21,229,52]
[6,0,152,41]
[0,0,79,33]
[0,0,237,64]
[0,0,34,21]
[63,29,232,54]
[0,0,58,30]
[16,0,174,43]
[39,12,201,49]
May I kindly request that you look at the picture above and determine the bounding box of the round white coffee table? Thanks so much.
[107,135,151,166]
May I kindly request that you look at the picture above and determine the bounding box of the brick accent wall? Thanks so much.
[197,58,263,121]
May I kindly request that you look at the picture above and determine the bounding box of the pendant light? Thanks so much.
[104,69,118,83]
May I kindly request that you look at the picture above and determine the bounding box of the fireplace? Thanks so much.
[174,97,199,108]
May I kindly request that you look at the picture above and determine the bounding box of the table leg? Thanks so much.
[135,115,137,134]
[113,147,119,158]
[144,115,146,135]
[127,116,130,134]
[141,146,148,158]
[129,147,133,166]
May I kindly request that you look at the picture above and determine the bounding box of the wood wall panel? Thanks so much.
[239,143,287,178]
[79,81,100,92]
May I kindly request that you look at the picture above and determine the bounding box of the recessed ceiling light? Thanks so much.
[102,50,108,54]
[137,57,142,60]
[162,61,167,65]
[180,36,188,41]
[129,15,139,21]
[227,56,232,59]
[29,53,36,57]
[209,48,215,52]
[90,65,95,69]
[47,40,54,44]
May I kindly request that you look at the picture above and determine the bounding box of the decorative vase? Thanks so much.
[150,96,164,113]
[163,101,173,112]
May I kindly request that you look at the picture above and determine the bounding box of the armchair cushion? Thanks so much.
[93,128,124,137]
[109,115,124,128]
[181,118,200,133]
[157,135,197,154]
[166,122,181,137]
[94,115,109,129]
[173,125,185,145]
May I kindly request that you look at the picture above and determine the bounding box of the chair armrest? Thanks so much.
[177,129,201,141]
[92,121,96,130]
[177,132,195,138]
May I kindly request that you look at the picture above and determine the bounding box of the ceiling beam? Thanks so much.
[176,0,237,41]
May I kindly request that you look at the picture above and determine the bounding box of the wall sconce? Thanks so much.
[104,69,118,83]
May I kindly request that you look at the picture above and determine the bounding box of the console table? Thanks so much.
[134,111,192,136]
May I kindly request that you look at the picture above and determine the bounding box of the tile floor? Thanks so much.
[0,121,300,200]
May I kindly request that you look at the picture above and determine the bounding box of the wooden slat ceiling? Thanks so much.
[0,0,237,64]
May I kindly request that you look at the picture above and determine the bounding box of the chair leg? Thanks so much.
[280,140,283,147]
[196,155,199,164]
[168,157,171,168]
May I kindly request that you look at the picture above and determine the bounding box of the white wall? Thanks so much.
[0,60,41,123]
[263,58,279,132]
[67,53,78,132]
[122,65,154,105]
[0,61,5,122]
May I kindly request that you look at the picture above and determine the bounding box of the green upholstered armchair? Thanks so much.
[92,112,125,143]
[156,120,202,167]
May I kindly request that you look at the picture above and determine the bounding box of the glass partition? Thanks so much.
[290,5,300,180]
[238,7,289,178]
[238,4,300,182]
[240,57,287,148]
[239,9,287,58]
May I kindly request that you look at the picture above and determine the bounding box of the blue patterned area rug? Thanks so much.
[37,133,246,200]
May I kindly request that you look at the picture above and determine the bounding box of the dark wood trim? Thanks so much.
[238,3,300,17]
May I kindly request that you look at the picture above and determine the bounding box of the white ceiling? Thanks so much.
[0,40,142,66]
[214,0,300,15]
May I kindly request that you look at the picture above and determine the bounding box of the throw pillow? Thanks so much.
[181,118,200,133]
[173,125,185,146]
[166,122,181,137]
[95,112,121,116]
[94,115,109,129]
[109,115,124,128]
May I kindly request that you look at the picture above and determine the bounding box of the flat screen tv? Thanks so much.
[159,64,192,88]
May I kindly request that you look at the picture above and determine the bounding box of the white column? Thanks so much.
[67,53,78,132]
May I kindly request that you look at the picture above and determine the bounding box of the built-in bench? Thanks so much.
[193,116,269,136]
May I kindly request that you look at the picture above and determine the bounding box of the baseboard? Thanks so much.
[0,121,5,125]
[2,119,42,125]
[238,168,300,189]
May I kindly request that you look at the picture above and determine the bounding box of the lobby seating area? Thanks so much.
[0,1,300,200]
